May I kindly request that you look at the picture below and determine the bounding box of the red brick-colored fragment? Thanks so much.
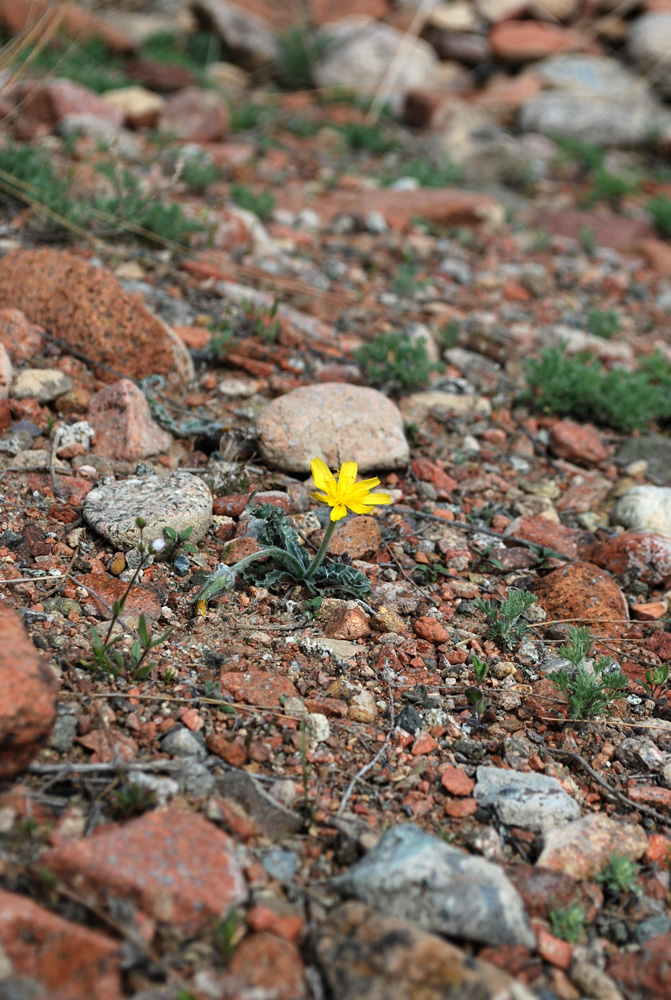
[648,630,671,659]
[440,764,475,796]
[298,187,500,231]
[0,888,122,999]
[0,605,57,779]
[43,810,247,933]
[413,616,450,643]
[77,572,162,622]
[0,0,133,51]
[533,922,573,970]
[532,561,628,636]
[323,604,371,639]
[550,420,609,465]
[411,732,438,756]
[321,515,382,559]
[646,834,671,864]
[88,379,172,460]
[219,669,299,706]
[506,515,592,560]
[626,783,671,808]
[411,457,458,495]
[591,532,671,586]
[608,932,671,1000]
[226,932,307,999]
[0,250,192,384]
[490,19,592,61]
[159,86,228,142]
[0,307,44,360]
[214,493,250,517]
[444,798,478,817]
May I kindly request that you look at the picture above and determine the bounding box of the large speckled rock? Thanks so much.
[611,485,671,539]
[257,383,409,474]
[83,471,212,551]
[0,250,193,385]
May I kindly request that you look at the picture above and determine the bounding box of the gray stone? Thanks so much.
[629,13,671,96]
[400,390,491,422]
[47,713,78,753]
[56,421,95,452]
[535,54,649,100]
[332,824,535,948]
[191,0,279,71]
[11,369,72,403]
[160,726,206,758]
[127,771,179,806]
[611,485,671,538]
[474,765,580,833]
[0,429,32,455]
[179,762,215,799]
[315,17,439,110]
[614,436,671,485]
[213,771,302,839]
[519,91,669,147]
[261,848,300,883]
[257,382,409,474]
[83,471,212,552]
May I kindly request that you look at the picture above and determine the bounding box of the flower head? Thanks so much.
[310,457,392,522]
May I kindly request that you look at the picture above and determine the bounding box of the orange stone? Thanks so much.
[440,764,476,796]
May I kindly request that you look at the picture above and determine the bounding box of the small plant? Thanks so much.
[474,589,537,650]
[84,517,173,680]
[465,654,489,723]
[241,297,280,343]
[647,194,671,238]
[95,164,206,244]
[382,156,463,188]
[596,854,639,896]
[336,121,401,156]
[522,345,671,432]
[578,225,596,255]
[277,27,326,89]
[436,320,460,350]
[182,154,220,193]
[229,102,273,132]
[549,905,586,943]
[160,525,197,561]
[299,715,311,817]
[392,257,430,298]
[304,595,323,620]
[638,662,669,700]
[585,168,638,209]
[587,309,621,340]
[109,784,156,819]
[354,330,441,391]
[209,319,235,358]
[230,182,276,221]
[550,627,628,719]
[555,136,605,175]
[470,544,504,573]
[213,911,240,964]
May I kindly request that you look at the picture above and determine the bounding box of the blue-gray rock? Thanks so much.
[332,824,535,948]
[160,726,206,758]
[535,54,648,100]
[474,766,580,833]
[519,91,670,147]
[262,848,300,883]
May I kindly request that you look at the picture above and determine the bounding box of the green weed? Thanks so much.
[587,309,621,339]
[354,330,441,391]
[229,103,273,132]
[110,784,156,819]
[596,854,639,895]
[9,35,130,93]
[230,182,275,221]
[473,589,537,650]
[638,662,669,700]
[277,27,327,89]
[522,345,671,431]
[382,156,463,188]
[466,654,489,723]
[647,194,671,238]
[336,121,401,156]
[182,154,220,193]
[585,167,638,208]
[549,906,586,943]
[555,136,605,174]
[550,626,628,718]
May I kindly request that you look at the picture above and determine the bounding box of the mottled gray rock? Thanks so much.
[257,382,409,474]
[400,389,491,422]
[535,54,649,100]
[262,848,300,883]
[315,17,439,110]
[213,771,302,839]
[611,485,671,539]
[191,0,279,70]
[474,765,580,833]
[629,13,671,96]
[83,471,212,551]
[56,421,95,452]
[11,369,72,403]
[160,726,206,758]
[615,436,671,485]
[332,824,535,948]
[317,901,537,1000]
[519,91,669,147]
[47,713,78,753]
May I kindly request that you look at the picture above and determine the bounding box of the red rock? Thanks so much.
[0,888,122,999]
[635,237,671,277]
[324,515,382,559]
[219,669,299,706]
[626,782,671,808]
[646,834,671,863]
[490,20,593,61]
[214,493,250,517]
[631,601,668,620]
[505,515,592,560]
[221,536,264,564]
[300,188,500,231]
[413,616,450,643]
[311,0,389,23]
[533,923,573,970]
[550,420,609,465]
[323,604,371,639]
[473,71,543,108]
[532,561,628,636]
[0,0,133,52]
[440,764,475,796]
[43,810,247,933]
[411,732,438,756]
[508,864,602,922]
[0,606,57,779]
[14,78,122,133]
[173,324,212,350]
[76,572,162,622]
[608,932,671,1000]
[226,351,274,376]
[88,378,172,461]
[159,86,229,142]
[532,208,655,253]
[0,250,193,385]
[77,729,138,763]
[537,813,647,880]
[226,932,307,1000]
[0,307,44,360]
[648,630,671,659]
[411,457,458,494]
[591,532,671,586]
[207,732,249,766]
[444,797,478,817]
[126,58,198,92]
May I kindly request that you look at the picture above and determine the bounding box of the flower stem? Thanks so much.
[303,519,337,583]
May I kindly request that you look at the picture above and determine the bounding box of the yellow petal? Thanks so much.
[364,492,392,505]
[338,461,358,490]
[331,504,347,521]
[346,499,373,514]
[311,457,334,492]
[310,490,330,506]
[352,476,381,491]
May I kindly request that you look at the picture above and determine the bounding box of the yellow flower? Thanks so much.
[310,457,392,522]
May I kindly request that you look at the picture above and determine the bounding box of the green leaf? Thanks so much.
[130,639,142,666]
[138,613,150,648]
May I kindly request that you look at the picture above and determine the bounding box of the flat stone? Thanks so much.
[102,85,165,128]
[192,0,280,70]
[532,561,629,636]
[0,307,45,361]
[505,515,592,560]
[520,90,670,147]
[0,342,11,400]
[43,810,247,933]
[490,20,590,62]
[76,572,162,622]
[0,888,122,999]
[0,250,193,386]
[536,813,647,880]
[11,368,72,402]
[325,515,382,558]
[257,383,409,473]
[474,765,581,833]
[226,932,307,999]
[159,86,229,143]
[212,772,302,838]
[611,485,671,539]
[400,390,492,422]
[88,379,172,461]
[316,901,536,1000]
[83,471,212,551]
[332,824,535,948]
[533,208,655,252]
[310,187,501,231]
[615,436,671,485]
[219,669,299,706]
[629,12,671,95]
[535,53,648,99]
[0,606,57,779]
[591,532,671,586]
[323,603,371,639]
[550,419,609,465]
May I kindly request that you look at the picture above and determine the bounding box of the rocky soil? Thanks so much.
[1,1,671,998]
